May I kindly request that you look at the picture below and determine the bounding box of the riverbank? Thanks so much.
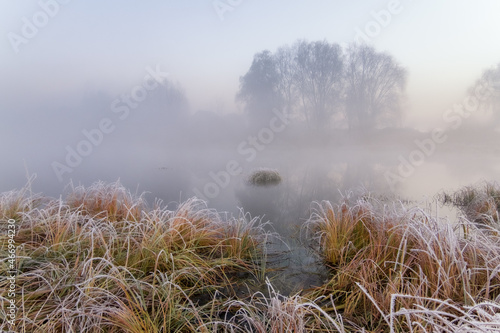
[1,181,500,332]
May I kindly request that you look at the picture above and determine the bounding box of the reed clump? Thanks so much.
[208,278,346,332]
[303,197,500,331]
[0,176,42,223]
[0,181,269,332]
[441,181,500,227]
[2,181,500,332]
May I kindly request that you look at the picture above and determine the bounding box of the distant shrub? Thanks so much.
[247,168,282,186]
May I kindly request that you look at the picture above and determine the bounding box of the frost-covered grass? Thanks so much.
[0,181,271,332]
[1,180,500,332]
[441,181,500,228]
[303,196,500,331]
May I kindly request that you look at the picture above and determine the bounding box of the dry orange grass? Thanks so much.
[0,181,268,332]
[66,181,144,222]
[2,180,500,332]
[304,198,500,331]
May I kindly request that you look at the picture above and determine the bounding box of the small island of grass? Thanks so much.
[247,168,282,186]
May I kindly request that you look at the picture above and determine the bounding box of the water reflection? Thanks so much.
[229,156,400,294]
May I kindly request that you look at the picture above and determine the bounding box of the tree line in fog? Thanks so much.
[237,41,407,130]
[80,39,500,137]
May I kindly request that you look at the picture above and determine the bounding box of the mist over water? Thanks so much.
[3,77,500,296]
[3,2,500,213]
[3,87,500,220]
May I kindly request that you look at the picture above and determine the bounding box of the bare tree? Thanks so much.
[470,63,500,125]
[274,45,298,118]
[294,40,344,128]
[344,44,407,130]
[237,50,283,126]
[238,41,406,131]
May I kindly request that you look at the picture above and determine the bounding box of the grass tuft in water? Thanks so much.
[247,168,282,186]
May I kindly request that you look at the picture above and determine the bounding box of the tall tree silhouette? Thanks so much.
[237,50,283,127]
[470,63,500,127]
[344,44,407,130]
[294,40,344,128]
[238,41,407,130]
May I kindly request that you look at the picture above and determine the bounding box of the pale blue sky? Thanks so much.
[2,0,500,128]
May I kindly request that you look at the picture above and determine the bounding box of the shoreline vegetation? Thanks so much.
[1,181,500,332]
